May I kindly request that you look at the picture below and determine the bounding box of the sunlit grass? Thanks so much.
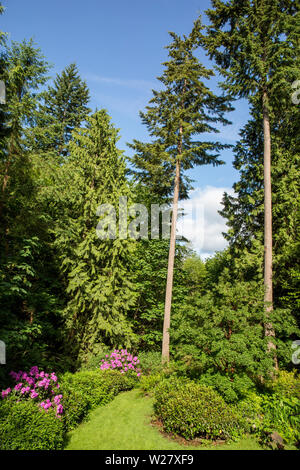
[65,389,263,450]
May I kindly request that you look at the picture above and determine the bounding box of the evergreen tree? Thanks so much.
[130,238,188,350]
[220,101,300,337]
[53,110,137,363]
[130,19,232,363]
[203,0,299,365]
[0,39,49,219]
[29,63,90,158]
[0,39,65,382]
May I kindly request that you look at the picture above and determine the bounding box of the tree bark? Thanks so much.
[162,155,180,364]
[262,90,278,370]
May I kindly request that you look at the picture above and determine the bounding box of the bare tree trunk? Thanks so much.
[162,156,180,364]
[162,78,186,364]
[263,90,278,370]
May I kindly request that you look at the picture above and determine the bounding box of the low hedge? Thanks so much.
[60,369,134,431]
[0,368,135,449]
[154,377,246,441]
[0,398,65,450]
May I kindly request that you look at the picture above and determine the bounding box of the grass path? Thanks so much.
[65,389,263,450]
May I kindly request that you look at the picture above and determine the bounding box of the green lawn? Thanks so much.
[65,389,263,450]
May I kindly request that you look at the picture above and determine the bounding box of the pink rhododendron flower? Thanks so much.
[99,350,142,377]
[2,366,63,417]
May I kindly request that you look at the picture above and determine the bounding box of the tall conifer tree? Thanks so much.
[29,63,90,158]
[203,0,299,367]
[130,19,232,363]
[54,110,137,362]
[220,99,300,343]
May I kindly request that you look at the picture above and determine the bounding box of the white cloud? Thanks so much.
[177,186,234,259]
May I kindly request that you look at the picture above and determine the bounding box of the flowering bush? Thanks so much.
[1,366,63,417]
[100,349,142,377]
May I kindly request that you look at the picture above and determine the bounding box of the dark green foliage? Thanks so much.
[131,239,187,349]
[0,39,66,385]
[172,274,281,402]
[60,369,134,430]
[0,398,65,450]
[138,351,164,375]
[29,63,90,158]
[154,376,245,440]
[259,394,300,445]
[204,0,299,108]
[54,110,137,363]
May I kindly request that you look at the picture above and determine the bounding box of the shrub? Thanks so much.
[195,372,256,403]
[0,398,64,450]
[271,370,300,399]
[236,391,263,432]
[60,369,133,430]
[154,377,246,441]
[100,349,142,377]
[139,373,164,395]
[1,366,63,416]
[79,344,116,371]
[258,393,300,445]
[138,351,163,375]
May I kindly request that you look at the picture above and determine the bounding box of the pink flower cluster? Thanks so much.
[1,366,63,417]
[1,387,11,398]
[100,349,142,377]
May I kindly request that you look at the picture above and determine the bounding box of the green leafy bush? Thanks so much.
[60,369,133,430]
[236,391,263,432]
[139,351,163,375]
[259,393,300,445]
[80,348,111,370]
[139,373,164,395]
[171,279,293,403]
[0,398,65,450]
[154,377,246,440]
[271,370,300,399]
[236,387,300,446]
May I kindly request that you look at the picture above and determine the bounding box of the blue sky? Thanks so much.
[2,0,250,257]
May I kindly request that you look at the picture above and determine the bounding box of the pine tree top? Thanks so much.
[129,18,232,200]
[203,0,299,109]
